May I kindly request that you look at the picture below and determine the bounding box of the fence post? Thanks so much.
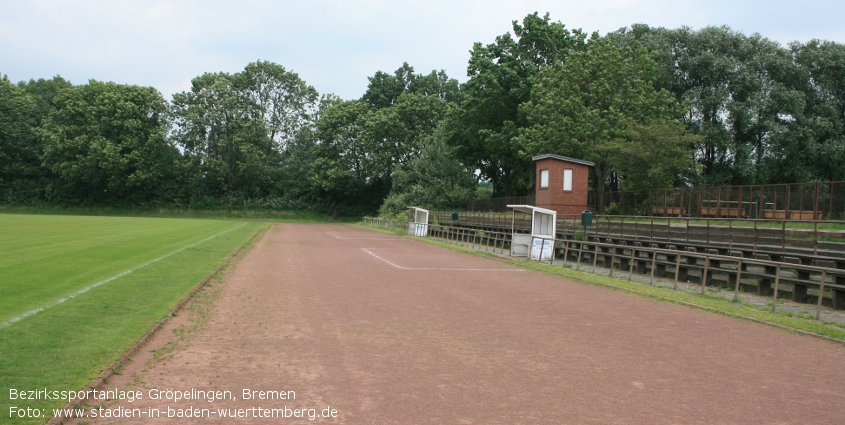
[575,242,584,270]
[592,243,599,273]
[635,216,639,241]
[781,221,786,253]
[771,265,781,313]
[609,248,616,278]
[700,256,710,294]
[650,218,654,242]
[673,255,681,290]
[563,240,571,264]
[538,237,545,262]
[733,260,743,301]
[667,218,671,243]
[816,271,827,320]
[649,249,657,285]
[729,220,733,250]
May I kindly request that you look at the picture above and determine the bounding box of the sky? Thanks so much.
[2,0,844,100]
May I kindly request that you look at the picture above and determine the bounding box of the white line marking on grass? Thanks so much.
[1,223,248,328]
[326,232,402,240]
[362,248,525,271]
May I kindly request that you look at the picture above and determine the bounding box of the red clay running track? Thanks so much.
[76,223,845,424]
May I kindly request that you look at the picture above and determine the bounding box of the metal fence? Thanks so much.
[472,181,845,220]
[649,182,845,220]
[466,196,535,212]
[588,191,642,215]
[425,211,845,258]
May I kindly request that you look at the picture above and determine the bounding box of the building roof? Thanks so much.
[531,154,595,167]
[506,204,558,217]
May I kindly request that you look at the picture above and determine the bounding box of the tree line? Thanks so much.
[2,13,843,216]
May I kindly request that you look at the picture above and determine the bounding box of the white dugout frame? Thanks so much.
[506,205,557,261]
[407,206,430,237]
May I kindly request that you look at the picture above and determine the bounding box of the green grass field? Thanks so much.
[0,214,265,423]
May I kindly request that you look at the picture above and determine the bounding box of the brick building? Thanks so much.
[532,154,594,217]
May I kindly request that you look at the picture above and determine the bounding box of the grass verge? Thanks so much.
[0,205,348,223]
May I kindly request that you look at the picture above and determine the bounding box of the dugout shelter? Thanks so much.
[407,207,430,237]
[507,205,556,261]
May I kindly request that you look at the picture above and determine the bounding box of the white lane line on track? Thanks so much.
[326,231,402,240]
[1,223,248,328]
[362,248,525,271]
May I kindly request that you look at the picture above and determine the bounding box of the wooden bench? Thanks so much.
[541,237,845,310]
[650,206,687,216]
[762,210,823,220]
[699,200,750,218]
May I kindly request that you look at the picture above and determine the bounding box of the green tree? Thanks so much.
[40,80,178,204]
[444,12,586,197]
[610,25,840,186]
[362,63,461,109]
[314,65,457,214]
[785,39,845,182]
[603,121,699,193]
[409,70,463,104]
[380,128,476,216]
[519,36,683,196]
[362,63,415,110]
[312,99,384,213]
[0,76,38,202]
[235,61,319,152]
[0,75,73,203]
[170,62,318,200]
[18,75,74,127]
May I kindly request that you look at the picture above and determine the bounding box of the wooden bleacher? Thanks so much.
[698,200,751,218]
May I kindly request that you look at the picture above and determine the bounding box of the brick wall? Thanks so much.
[534,157,590,217]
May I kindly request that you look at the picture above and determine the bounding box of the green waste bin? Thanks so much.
[452,212,459,221]
[581,210,593,226]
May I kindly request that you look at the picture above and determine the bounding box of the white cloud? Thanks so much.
[2,0,843,100]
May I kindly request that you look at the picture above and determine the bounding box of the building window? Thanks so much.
[563,169,572,191]
[540,169,549,188]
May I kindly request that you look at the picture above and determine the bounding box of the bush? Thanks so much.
[604,202,621,215]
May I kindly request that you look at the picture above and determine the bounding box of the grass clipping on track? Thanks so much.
[356,222,845,343]
[0,214,267,423]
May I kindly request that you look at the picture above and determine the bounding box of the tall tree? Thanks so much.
[235,61,319,152]
[313,64,458,214]
[362,63,416,109]
[40,80,178,204]
[518,36,685,196]
[0,76,38,202]
[0,75,73,203]
[380,128,476,215]
[312,99,383,212]
[362,63,461,109]
[313,92,451,214]
[610,25,836,185]
[787,40,845,182]
[170,62,318,199]
[603,121,699,194]
[444,12,586,197]
[18,75,74,127]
